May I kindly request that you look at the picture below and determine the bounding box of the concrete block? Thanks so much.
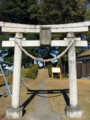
[65,105,83,117]
[6,106,23,119]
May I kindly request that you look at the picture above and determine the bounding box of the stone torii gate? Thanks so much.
[0,21,89,119]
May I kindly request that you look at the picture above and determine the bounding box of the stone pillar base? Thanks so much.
[65,105,83,117]
[6,106,23,119]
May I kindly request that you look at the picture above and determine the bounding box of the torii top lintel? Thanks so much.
[0,21,90,33]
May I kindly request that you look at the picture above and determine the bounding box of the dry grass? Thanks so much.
[0,78,39,117]
[20,78,40,114]
[44,78,90,120]
[0,75,13,84]
[0,77,90,120]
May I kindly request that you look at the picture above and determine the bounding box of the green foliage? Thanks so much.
[28,0,87,24]
[0,0,37,23]
[47,64,53,77]
[0,33,12,57]
[0,0,39,67]
[21,68,29,78]
[25,64,38,79]
[27,0,89,60]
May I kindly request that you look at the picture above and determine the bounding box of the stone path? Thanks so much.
[37,68,49,80]
[26,80,63,120]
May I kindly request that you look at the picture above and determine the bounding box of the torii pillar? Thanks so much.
[65,32,83,117]
[6,33,24,119]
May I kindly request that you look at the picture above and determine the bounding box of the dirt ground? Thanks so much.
[0,78,90,120]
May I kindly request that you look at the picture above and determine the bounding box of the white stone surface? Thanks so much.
[65,106,83,117]
[51,40,88,47]
[68,33,78,107]
[0,21,90,28]
[2,26,88,33]
[6,110,22,119]
[67,110,83,117]
[12,33,23,108]
[64,37,81,41]
[9,37,26,41]
[2,40,88,47]
[6,106,23,119]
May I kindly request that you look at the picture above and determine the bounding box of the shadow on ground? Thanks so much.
[21,88,69,111]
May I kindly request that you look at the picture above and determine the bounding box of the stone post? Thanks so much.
[68,32,77,107]
[65,32,83,117]
[6,33,23,119]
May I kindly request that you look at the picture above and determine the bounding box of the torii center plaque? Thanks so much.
[40,27,51,46]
